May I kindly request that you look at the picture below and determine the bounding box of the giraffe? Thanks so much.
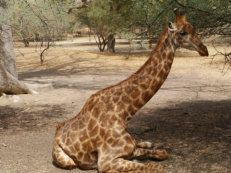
[52,9,208,173]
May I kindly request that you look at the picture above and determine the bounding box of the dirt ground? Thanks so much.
[0,37,231,173]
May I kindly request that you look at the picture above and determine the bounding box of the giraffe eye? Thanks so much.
[179,32,187,36]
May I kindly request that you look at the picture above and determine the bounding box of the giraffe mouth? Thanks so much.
[198,43,209,56]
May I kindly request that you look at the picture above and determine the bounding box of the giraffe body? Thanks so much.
[52,9,208,173]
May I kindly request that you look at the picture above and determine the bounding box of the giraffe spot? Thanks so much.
[133,99,143,109]
[77,151,84,160]
[110,88,115,93]
[158,69,165,79]
[100,128,106,138]
[102,95,110,103]
[142,91,152,102]
[56,121,65,131]
[55,130,62,137]
[131,89,140,99]
[87,97,98,111]
[110,115,117,123]
[92,136,102,146]
[113,96,120,103]
[92,106,100,118]
[151,68,157,76]
[74,142,80,150]
[152,59,158,67]
[157,64,162,70]
[164,64,169,71]
[79,129,88,142]
[69,146,75,153]
[89,125,99,137]
[102,143,109,151]
[71,121,78,131]
[82,141,92,151]
[78,120,85,129]
[67,131,71,138]
[112,130,120,138]
[127,105,136,115]
[118,112,126,120]
[162,52,166,58]
[125,85,133,94]
[87,103,95,112]
[106,103,114,112]
[116,102,124,112]
[66,137,72,145]
[62,135,66,143]
[112,139,123,147]
[132,79,139,85]
[99,113,108,124]
[122,95,130,104]
[63,124,70,133]
[151,80,157,91]
[88,118,97,131]
[114,89,122,96]
[168,52,173,58]
[104,129,112,140]
[164,38,168,45]
[107,137,114,144]
[140,83,150,90]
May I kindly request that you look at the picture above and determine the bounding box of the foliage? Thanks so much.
[171,0,231,37]
[4,0,231,51]
[8,0,71,46]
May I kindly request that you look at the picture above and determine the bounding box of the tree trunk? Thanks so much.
[0,63,33,94]
[0,1,17,78]
[107,34,115,53]
[0,0,34,95]
[23,38,30,47]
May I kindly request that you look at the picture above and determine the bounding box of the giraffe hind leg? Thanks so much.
[52,143,77,169]
[99,158,163,173]
[132,148,168,161]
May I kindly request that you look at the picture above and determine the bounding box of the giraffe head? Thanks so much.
[168,9,209,56]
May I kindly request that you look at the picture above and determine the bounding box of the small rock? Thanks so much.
[2,143,7,147]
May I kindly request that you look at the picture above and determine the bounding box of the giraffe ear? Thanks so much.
[168,21,177,32]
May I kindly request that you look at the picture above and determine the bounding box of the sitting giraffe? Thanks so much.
[52,9,208,173]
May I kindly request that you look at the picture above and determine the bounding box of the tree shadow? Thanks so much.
[127,100,231,172]
[0,105,66,133]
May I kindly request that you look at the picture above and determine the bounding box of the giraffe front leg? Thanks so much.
[132,148,168,161]
[99,158,163,173]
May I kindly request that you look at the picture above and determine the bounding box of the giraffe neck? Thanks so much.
[124,28,177,122]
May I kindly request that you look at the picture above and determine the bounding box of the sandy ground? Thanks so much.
[0,37,231,173]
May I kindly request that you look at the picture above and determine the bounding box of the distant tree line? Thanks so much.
[5,0,231,52]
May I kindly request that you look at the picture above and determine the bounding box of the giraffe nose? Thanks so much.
[198,43,209,56]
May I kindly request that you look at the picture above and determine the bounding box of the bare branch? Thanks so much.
[40,41,50,65]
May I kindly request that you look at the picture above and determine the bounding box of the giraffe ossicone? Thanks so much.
[52,9,208,173]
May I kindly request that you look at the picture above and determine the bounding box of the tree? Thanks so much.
[71,0,136,52]
[0,0,33,95]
